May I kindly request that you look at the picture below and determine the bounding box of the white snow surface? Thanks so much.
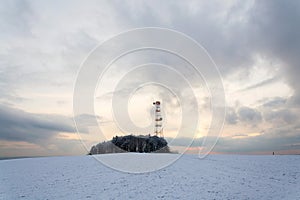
[1,153,300,199]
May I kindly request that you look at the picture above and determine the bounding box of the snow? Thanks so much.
[0,154,300,199]
[95,153,180,173]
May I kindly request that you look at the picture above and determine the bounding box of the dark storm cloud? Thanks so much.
[0,104,75,143]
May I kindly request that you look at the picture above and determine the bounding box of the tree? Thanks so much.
[89,134,170,154]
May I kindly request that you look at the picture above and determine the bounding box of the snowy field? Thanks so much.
[1,153,300,199]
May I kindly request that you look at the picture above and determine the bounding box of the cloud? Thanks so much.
[248,1,300,104]
[0,104,75,143]
[170,130,300,153]
[264,109,296,125]
[0,0,34,40]
[0,0,300,156]
[74,113,111,129]
[225,107,238,125]
[215,133,300,153]
[261,97,287,108]
[238,76,281,92]
[238,106,262,123]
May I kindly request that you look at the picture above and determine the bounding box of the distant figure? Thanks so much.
[273,152,275,155]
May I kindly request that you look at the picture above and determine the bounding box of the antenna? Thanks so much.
[153,101,163,137]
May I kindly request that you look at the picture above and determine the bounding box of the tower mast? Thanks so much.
[153,101,163,137]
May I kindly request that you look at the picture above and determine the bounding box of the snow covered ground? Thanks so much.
[1,153,299,199]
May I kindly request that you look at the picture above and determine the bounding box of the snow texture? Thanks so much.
[0,154,299,199]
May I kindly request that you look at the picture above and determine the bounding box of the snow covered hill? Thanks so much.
[1,154,299,199]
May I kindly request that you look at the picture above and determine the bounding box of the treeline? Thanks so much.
[89,135,170,154]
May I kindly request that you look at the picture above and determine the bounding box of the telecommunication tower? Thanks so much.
[153,101,163,137]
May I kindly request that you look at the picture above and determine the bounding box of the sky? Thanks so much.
[1,0,300,157]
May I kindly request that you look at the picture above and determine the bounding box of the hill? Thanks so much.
[1,154,300,199]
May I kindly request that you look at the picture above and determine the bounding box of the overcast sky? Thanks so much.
[1,0,300,157]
